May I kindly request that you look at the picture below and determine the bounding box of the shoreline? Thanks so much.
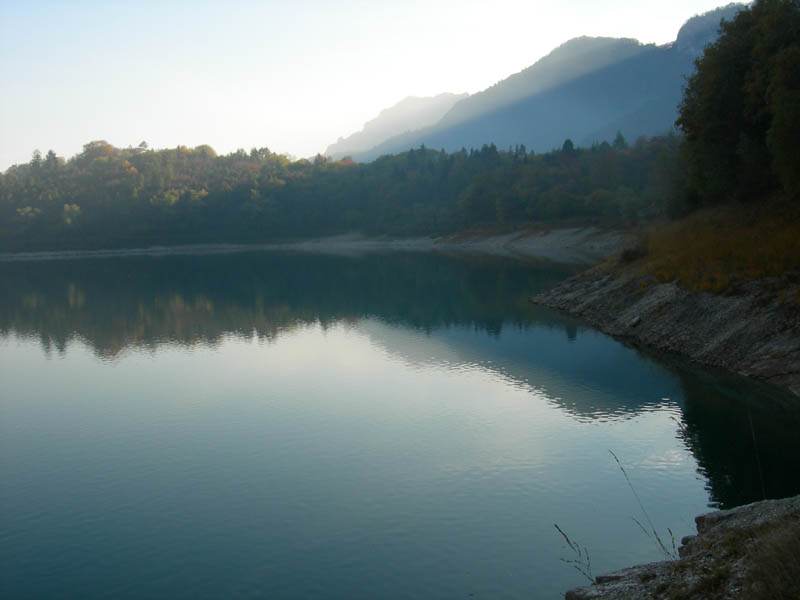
[0,227,626,265]
[532,267,800,398]
[565,494,800,599]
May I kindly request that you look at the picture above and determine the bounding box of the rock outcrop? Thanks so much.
[565,494,800,599]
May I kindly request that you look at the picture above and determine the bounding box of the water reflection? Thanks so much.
[1,250,798,512]
[0,252,575,356]
[671,365,800,508]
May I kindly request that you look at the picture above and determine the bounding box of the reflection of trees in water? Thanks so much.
[3,251,797,510]
[653,357,800,510]
[0,252,574,358]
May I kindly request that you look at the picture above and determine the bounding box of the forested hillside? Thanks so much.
[1,1,797,256]
[621,0,800,292]
[0,135,677,251]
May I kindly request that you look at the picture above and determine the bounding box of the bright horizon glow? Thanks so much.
[1,1,736,170]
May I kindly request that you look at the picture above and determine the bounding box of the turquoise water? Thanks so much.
[1,251,798,599]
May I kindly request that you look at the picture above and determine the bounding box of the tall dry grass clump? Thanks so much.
[744,513,800,599]
[634,200,800,294]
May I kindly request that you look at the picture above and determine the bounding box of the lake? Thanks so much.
[1,250,799,599]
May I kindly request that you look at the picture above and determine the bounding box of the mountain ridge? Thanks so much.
[324,92,467,160]
[332,3,745,161]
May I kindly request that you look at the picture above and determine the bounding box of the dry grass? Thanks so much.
[665,511,800,600]
[630,200,800,294]
[743,513,800,600]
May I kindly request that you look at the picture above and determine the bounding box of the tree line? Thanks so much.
[676,0,800,211]
[1,0,796,252]
[0,134,680,251]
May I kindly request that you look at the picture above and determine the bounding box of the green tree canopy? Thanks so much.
[0,133,677,251]
[676,0,800,208]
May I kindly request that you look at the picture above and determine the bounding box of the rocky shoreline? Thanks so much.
[564,494,800,599]
[532,268,800,398]
[533,265,800,597]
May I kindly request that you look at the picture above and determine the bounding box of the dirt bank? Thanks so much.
[532,268,800,397]
[0,227,626,265]
[257,228,626,263]
[565,494,800,599]
[431,227,627,263]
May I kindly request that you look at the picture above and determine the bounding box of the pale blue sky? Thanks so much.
[1,1,734,169]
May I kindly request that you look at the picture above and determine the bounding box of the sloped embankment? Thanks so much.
[532,269,800,397]
[564,494,800,600]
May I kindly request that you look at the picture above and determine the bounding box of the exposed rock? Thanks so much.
[532,269,800,397]
[565,495,800,599]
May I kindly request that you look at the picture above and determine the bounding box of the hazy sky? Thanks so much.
[1,0,734,170]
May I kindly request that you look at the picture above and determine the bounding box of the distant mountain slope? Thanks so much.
[351,3,744,161]
[324,93,467,160]
[436,36,649,130]
[673,2,747,56]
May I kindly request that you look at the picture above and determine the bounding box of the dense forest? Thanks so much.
[0,134,679,251]
[676,0,800,210]
[0,0,797,253]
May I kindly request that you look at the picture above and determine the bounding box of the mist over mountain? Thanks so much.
[436,36,648,130]
[673,2,748,56]
[324,93,468,160]
[345,3,745,161]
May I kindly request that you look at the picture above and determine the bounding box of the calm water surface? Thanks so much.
[1,251,799,599]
